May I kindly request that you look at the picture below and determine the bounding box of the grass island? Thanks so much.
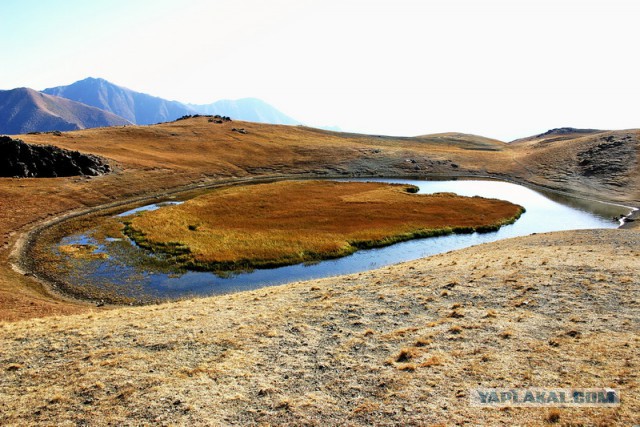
[124,180,525,272]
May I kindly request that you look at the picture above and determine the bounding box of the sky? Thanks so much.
[1,0,639,141]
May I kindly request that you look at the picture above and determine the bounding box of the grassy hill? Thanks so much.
[1,118,638,319]
[1,118,522,321]
[509,129,640,204]
[0,119,638,425]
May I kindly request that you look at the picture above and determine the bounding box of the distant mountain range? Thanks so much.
[43,78,193,125]
[0,87,131,134]
[188,98,299,126]
[0,77,300,134]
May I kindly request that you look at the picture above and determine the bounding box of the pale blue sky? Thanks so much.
[2,0,639,140]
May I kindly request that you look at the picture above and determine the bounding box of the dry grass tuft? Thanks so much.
[545,408,561,423]
[485,309,498,318]
[499,329,514,339]
[420,355,444,367]
[395,347,419,363]
[448,325,463,334]
[414,336,433,347]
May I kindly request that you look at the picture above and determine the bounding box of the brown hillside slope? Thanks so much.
[510,127,604,145]
[0,121,638,425]
[1,118,512,320]
[0,119,638,320]
[1,229,637,426]
[509,129,640,205]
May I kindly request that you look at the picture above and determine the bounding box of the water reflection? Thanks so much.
[57,179,631,300]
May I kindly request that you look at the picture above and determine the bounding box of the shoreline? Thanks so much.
[12,172,636,308]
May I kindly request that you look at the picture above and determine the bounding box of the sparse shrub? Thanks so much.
[415,336,432,347]
[449,325,462,334]
[546,408,561,423]
[397,363,417,371]
[48,394,65,404]
[395,347,418,363]
[499,329,513,339]
[566,330,581,338]
[485,309,498,318]
[420,355,443,367]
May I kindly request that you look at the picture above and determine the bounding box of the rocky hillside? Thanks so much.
[510,127,603,144]
[0,136,110,178]
[509,129,640,205]
[0,88,131,135]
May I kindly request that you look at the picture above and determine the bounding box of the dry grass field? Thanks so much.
[126,180,523,271]
[1,229,638,426]
[0,119,639,425]
[0,118,513,321]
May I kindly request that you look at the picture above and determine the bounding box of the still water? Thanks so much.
[57,179,630,300]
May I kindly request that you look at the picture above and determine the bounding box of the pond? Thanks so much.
[55,178,632,302]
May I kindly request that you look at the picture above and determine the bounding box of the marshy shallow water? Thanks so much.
[54,178,631,301]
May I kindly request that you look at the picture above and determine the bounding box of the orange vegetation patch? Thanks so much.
[127,180,524,270]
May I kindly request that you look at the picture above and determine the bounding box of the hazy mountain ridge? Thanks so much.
[42,77,300,126]
[0,88,131,135]
[189,98,300,125]
[43,78,195,125]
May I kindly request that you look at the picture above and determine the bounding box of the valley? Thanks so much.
[0,118,638,425]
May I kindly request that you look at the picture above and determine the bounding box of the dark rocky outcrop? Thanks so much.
[0,136,110,178]
[577,134,636,178]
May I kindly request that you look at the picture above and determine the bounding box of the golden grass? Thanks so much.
[0,116,637,424]
[1,118,636,319]
[126,180,524,271]
[58,244,108,260]
[1,117,518,320]
[1,229,637,425]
